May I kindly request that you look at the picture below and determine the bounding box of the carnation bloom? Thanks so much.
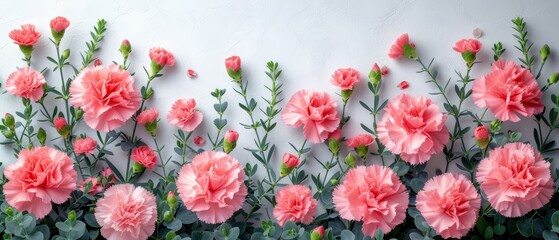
[53,117,67,131]
[95,184,157,240]
[176,151,247,224]
[137,108,158,126]
[131,146,158,169]
[333,165,408,236]
[476,142,553,217]
[453,39,482,54]
[281,90,340,143]
[416,173,481,239]
[273,185,317,226]
[377,93,449,164]
[282,153,300,168]
[472,60,544,122]
[50,16,70,33]
[167,98,203,131]
[346,134,374,148]
[79,177,103,195]
[9,24,41,46]
[100,167,117,185]
[224,130,239,142]
[3,147,77,219]
[474,126,489,140]
[70,65,141,132]
[5,67,45,101]
[388,33,414,59]
[225,56,241,72]
[149,47,175,67]
[73,137,97,154]
[330,68,361,90]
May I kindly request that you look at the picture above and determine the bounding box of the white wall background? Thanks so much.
[1,0,559,181]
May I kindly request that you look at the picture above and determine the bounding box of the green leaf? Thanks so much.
[340,230,355,240]
[518,217,533,237]
[543,230,559,240]
[484,226,494,240]
[533,218,546,238]
[84,213,99,228]
[56,222,71,232]
[493,224,506,235]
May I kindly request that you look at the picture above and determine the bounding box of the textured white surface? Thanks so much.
[1,0,558,178]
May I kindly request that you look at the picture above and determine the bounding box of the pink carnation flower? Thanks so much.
[282,153,300,168]
[177,151,247,224]
[137,108,159,126]
[474,126,489,140]
[95,184,157,240]
[273,185,317,226]
[225,56,241,72]
[149,47,175,67]
[73,137,97,154]
[9,24,41,46]
[79,177,103,195]
[70,65,141,132]
[453,39,482,54]
[472,60,544,122]
[476,142,553,217]
[100,167,117,185]
[3,147,77,219]
[5,67,45,101]
[346,134,374,148]
[281,90,340,143]
[167,98,203,131]
[388,33,414,59]
[330,68,361,90]
[53,117,67,131]
[50,16,70,32]
[377,93,449,164]
[224,130,239,142]
[333,165,408,236]
[416,173,481,239]
[131,146,158,170]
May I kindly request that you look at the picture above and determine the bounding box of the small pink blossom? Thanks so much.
[453,39,482,54]
[312,226,325,239]
[131,146,158,170]
[149,47,175,67]
[224,130,239,142]
[397,81,409,90]
[137,108,159,126]
[50,16,70,32]
[194,136,205,146]
[6,67,45,101]
[79,177,103,195]
[94,59,102,66]
[273,185,317,226]
[187,69,197,78]
[388,33,414,59]
[73,137,97,154]
[225,56,241,72]
[474,126,489,140]
[330,68,361,90]
[282,153,300,168]
[381,66,389,75]
[9,24,41,46]
[346,134,374,148]
[372,63,380,72]
[100,167,117,185]
[167,99,203,132]
[53,117,68,131]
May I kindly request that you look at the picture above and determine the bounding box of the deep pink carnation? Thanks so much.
[167,99,203,131]
[453,39,482,54]
[73,137,97,154]
[95,184,157,240]
[131,146,158,170]
[282,153,300,168]
[50,16,70,32]
[377,93,449,164]
[476,142,553,217]
[79,177,103,195]
[225,56,241,72]
[416,173,481,239]
[346,134,374,148]
[472,60,544,122]
[177,151,247,224]
[333,165,408,236]
[388,33,414,59]
[70,65,141,132]
[3,147,77,219]
[53,117,67,131]
[273,185,317,226]
[330,68,361,90]
[149,47,175,67]
[5,67,45,101]
[9,24,41,46]
[281,90,340,143]
[474,126,489,140]
[137,108,159,126]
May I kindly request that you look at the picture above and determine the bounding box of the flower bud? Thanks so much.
[54,117,69,140]
[225,56,242,83]
[344,153,356,168]
[2,130,14,139]
[490,120,501,133]
[341,89,352,103]
[5,207,14,216]
[280,163,292,177]
[4,113,15,130]
[328,138,340,156]
[37,127,46,145]
[94,59,103,67]
[381,66,389,75]
[368,63,382,86]
[119,39,132,58]
[282,153,300,168]
[474,126,489,149]
[330,178,338,186]
[143,87,154,100]
[133,161,145,174]
[75,108,84,121]
[167,192,177,209]
[68,210,76,222]
[62,49,70,60]
[540,44,550,62]
[548,72,559,85]
[310,226,325,240]
[163,210,173,222]
[50,16,70,44]
[223,130,239,154]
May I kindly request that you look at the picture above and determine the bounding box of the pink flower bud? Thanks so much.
[136,108,159,126]
[381,66,389,75]
[397,81,409,90]
[187,69,197,78]
[474,126,489,140]
[225,56,241,72]
[312,226,325,239]
[224,130,239,143]
[194,136,205,146]
[149,47,175,67]
[282,153,300,168]
[94,59,102,66]
[372,63,380,72]
[50,16,70,33]
[131,146,158,170]
[53,117,68,131]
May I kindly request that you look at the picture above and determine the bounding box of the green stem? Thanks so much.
[244,175,286,223]
[153,137,168,181]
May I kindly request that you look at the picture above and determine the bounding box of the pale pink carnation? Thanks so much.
[472,60,544,122]
[377,93,449,164]
[9,24,41,46]
[73,137,97,154]
[330,68,361,90]
[95,184,157,240]
[79,177,103,195]
[149,47,175,67]
[70,65,141,132]
[476,142,553,217]
[131,146,158,170]
[453,39,482,54]
[273,185,317,226]
[137,108,159,126]
[282,153,300,168]
[388,33,414,59]
[416,173,481,239]
[177,151,247,224]
[474,126,489,140]
[50,16,70,32]
[6,67,45,101]
[346,134,374,148]
[225,56,241,72]
[53,117,67,131]
[3,147,77,219]
[167,98,203,131]
[281,90,340,143]
[333,165,408,236]
[224,130,239,142]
